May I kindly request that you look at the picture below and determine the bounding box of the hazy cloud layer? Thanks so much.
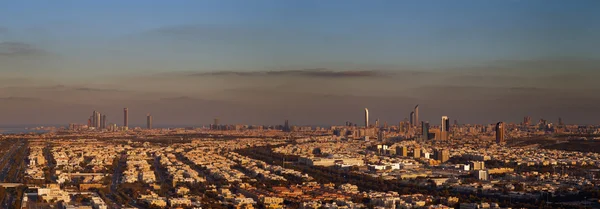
[1,58,600,126]
[0,42,46,57]
[192,68,384,78]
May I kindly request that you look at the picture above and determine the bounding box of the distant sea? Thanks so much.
[0,128,49,134]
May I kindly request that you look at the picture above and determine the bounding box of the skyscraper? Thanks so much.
[414,105,419,127]
[283,120,290,132]
[409,111,415,126]
[441,116,450,140]
[123,108,129,128]
[147,114,153,129]
[95,111,101,129]
[92,111,97,128]
[364,108,369,128]
[495,122,505,144]
[422,121,429,141]
[101,115,107,129]
[213,118,219,130]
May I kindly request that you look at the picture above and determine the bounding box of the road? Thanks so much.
[105,152,127,209]
[0,140,23,182]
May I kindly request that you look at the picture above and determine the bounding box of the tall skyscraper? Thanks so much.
[213,118,219,130]
[409,111,415,126]
[422,121,429,141]
[283,120,290,132]
[95,111,101,129]
[147,114,153,129]
[375,119,379,128]
[101,115,107,129]
[364,108,369,128]
[414,105,419,127]
[441,116,450,140]
[123,108,129,128]
[495,122,505,144]
[92,111,97,128]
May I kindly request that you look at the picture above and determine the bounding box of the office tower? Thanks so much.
[495,122,505,144]
[213,118,219,130]
[95,111,101,129]
[441,116,450,140]
[101,115,107,129]
[453,119,458,126]
[375,119,379,128]
[284,120,290,132]
[147,114,153,129]
[409,112,415,126]
[434,149,449,163]
[414,105,419,127]
[412,147,421,159]
[123,108,129,128]
[92,111,97,128]
[87,117,92,127]
[421,121,430,140]
[364,108,369,128]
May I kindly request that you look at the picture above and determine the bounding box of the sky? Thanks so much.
[1,0,600,126]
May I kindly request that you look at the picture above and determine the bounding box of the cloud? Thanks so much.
[73,87,122,92]
[0,42,46,57]
[191,68,385,78]
[0,97,41,102]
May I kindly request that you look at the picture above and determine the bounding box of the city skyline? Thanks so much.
[1,1,600,125]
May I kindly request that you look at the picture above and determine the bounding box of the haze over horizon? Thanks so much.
[1,0,600,126]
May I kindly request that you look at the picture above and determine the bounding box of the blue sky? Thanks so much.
[2,0,599,73]
[1,1,600,125]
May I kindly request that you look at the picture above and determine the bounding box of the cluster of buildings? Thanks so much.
[25,141,46,180]
[122,149,156,184]
[50,140,120,184]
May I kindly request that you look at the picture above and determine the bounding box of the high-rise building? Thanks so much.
[92,111,97,128]
[123,108,129,128]
[283,120,290,132]
[414,105,419,127]
[409,112,415,126]
[213,118,219,130]
[375,119,379,128]
[523,116,531,126]
[147,114,153,129]
[101,115,107,129]
[434,149,450,163]
[95,111,101,129]
[422,121,430,140]
[364,108,369,128]
[495,122,505,144]
[441,116,450,140]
